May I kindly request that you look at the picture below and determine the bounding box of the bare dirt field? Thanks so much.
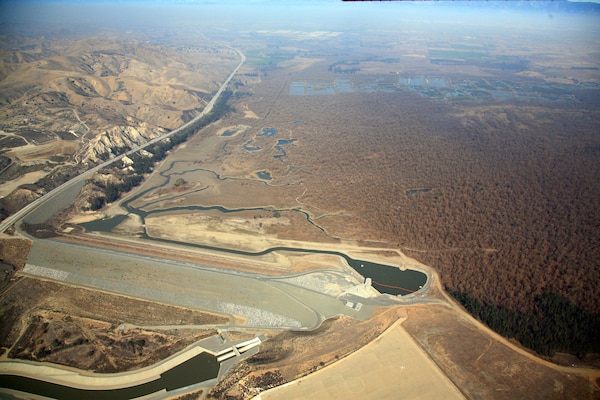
[402,304,598,400]
[209,307,406,399]
[256,319,464,400]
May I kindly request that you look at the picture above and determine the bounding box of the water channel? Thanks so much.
[0,352,219,400]
[79,164,427,296]
[9,137,428,398]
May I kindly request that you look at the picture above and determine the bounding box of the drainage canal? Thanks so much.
[0,352,219,400]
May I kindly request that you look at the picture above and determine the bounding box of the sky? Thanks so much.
[0,0,599,38]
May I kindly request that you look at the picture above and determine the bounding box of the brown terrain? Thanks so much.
[0,33,238,217]
[0,275,228,372]
[1,8,600,400]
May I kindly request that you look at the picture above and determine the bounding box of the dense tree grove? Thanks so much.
[239,72,600,358]
[448,287,600,357]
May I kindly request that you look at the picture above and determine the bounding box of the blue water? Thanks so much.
[256,171,272,180]
[257,127,278,137]
[409,77,426,86]
[289,82,305,95]
[0,353,219,400]
[221,129,237,137]
[334,77,354,93]
[274,139,296,160]
[428,77,449,88]
[406,188,432,196]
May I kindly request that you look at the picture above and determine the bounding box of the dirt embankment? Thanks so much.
[209,307,405,399]
[0,237,31,270]
[402,304,599,400]
[0,236,32,291]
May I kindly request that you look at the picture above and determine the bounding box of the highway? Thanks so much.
[0,45,246,233]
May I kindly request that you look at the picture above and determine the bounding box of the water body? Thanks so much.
[408,77,426,86]
[406,188,432,196]
[289,82,305,95]
[24,181,86,225]
[257,127,278,137]
[428,77,449,88]
[221,129,237,137]
[274,139,296,160]
[81,212,426,295]
[334,77,353,93]
[0,352,218,400]
[256,170,272,180]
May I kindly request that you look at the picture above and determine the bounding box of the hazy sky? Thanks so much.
[1,1,599,38]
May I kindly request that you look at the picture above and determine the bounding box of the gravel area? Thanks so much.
[25,239,320,329]
[274,271,361,296]
[23,263,69,281]
[217,303,302,328]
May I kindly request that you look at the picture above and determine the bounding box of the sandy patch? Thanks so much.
[145,213,291,253]
[257,318,464,400]
[216,125,250,137]
[112,213,144,236]
[0,170,48,198]
[7,140,79,161]
[242,104,260,119]
[66,212,106,224]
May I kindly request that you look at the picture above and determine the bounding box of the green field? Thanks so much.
[246,49,295,65]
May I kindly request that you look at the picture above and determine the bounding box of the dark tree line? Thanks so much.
[241,75,600,359]
[89,174,143,211]
[448,287,600,357]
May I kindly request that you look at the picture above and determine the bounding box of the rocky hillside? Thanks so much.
[83,123,166,164]
[0,33,238,215]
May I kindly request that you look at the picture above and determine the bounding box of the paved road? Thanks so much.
[0,45,246,233]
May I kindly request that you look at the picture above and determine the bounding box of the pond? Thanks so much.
[274,139,296,160]
[405,188,432,196]
[334,77,354,93]
[306,82,335,95]
[256,170,272,180]
[428,77,449,88]
[257,127,278,137]
[221,129,237,137]
[289,82,306,95]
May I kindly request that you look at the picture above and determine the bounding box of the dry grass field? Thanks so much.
[0,276,226,371]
